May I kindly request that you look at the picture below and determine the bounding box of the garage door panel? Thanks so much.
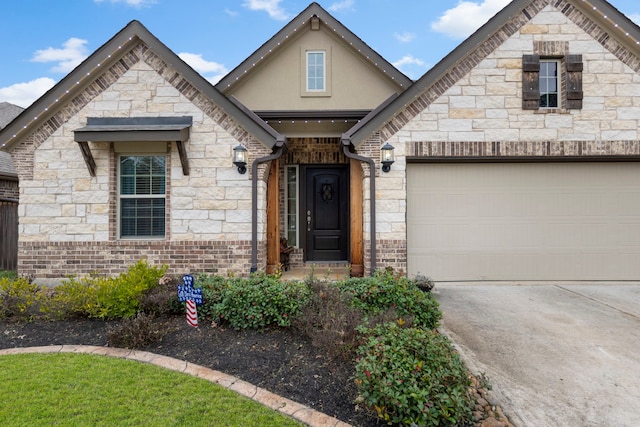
[407,163,640,281]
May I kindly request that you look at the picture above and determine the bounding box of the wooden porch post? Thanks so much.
[266,159,280,274]
[350,159,364,277]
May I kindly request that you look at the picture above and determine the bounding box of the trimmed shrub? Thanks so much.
[40,260,167,320]
[199,273,310,329]
[338,270,441,330]
[0,277,39,318]
[355,323,472,426]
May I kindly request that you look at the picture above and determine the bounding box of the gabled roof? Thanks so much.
[348,0,640,146]
[216,2,413,93]
[0,102,24,130]
[0,20,281,152]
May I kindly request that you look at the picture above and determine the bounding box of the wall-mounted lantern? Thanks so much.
[381,143,395,173]
[233,144,248,174]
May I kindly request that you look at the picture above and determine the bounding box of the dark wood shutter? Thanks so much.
[522,54,540,110]
[566,54,583,110]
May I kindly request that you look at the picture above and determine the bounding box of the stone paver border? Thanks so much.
[0,345,350,427]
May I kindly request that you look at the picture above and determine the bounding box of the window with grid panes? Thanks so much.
[119,155,166,238]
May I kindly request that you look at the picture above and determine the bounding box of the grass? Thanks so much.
[0,353,302,427]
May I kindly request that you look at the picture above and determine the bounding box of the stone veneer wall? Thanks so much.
[12,41,272,279]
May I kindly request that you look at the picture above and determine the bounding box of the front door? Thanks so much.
[303,166,349,261]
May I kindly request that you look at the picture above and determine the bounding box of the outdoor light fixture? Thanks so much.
[233,144,248,174]
[381,143,395,173]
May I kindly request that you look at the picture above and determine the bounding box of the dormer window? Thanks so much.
[307,51,325,92]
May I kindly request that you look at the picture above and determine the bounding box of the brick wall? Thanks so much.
[19,240,253,278]
[0,179,18,201]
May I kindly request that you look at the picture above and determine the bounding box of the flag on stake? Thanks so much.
[186,299,198,328]
[178,274,203,328]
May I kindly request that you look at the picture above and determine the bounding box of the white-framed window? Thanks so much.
[118,155,166,239]
[306,51,325,92]
[285,165,299,247]
[539,59,560,109]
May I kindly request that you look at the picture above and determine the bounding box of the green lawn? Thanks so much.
[0,353,302,427]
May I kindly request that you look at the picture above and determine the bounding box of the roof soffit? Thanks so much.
[348,0,640,146]
[0,20,281,152]
[216,2,413,94]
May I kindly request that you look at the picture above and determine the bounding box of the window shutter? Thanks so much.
[522,54,540,110]
[566,54,583,109]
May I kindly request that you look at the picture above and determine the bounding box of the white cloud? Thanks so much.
[328,0,355,13]
[224,8,239,17]
[431,0,510,39]
[179,53,229,84]
[395,32,416,43]
[94,0,156,7]
[0,78,56,109]
[630,13,640,25]
[242,0,289,21]
[31,38,89,74]
[392,55,429,80]
[393,55,426,69]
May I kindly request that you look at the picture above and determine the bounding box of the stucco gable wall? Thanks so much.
[228,27,402,111]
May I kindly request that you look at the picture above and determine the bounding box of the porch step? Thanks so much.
[280,262,350,281]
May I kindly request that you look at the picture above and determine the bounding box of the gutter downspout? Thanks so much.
[341,135,376,274]
[251,137,286,273]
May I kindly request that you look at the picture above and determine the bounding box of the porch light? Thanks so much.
[233,144,248,174]
[381,143,395,173]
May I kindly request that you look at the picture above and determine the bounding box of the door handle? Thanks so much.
[307,210,311,232]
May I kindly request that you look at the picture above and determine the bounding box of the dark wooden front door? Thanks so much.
[303,166,349,261]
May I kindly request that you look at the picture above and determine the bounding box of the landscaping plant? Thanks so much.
[0,276,38,318]
[337,270,442,329]
[354,323,473,426]
[198,273,310,329]
[40,260,168,320]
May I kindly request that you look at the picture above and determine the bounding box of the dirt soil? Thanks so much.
[0,316,380,426]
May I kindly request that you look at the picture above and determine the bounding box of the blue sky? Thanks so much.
[1,0,639,108]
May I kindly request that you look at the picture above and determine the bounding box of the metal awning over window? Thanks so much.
[74,116,192,176]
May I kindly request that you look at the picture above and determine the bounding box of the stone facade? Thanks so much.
[13,42,271,278]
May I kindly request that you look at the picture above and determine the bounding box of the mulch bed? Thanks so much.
[0,316,379,426]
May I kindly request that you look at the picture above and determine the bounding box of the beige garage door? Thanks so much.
[407,162,640,281]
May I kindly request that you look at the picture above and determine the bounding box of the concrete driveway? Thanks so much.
[434,284,640,427]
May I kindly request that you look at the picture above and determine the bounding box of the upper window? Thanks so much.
[119,155,166,239]
[522,54,583,111]
[539,60,559,108]
[306,51,325,92]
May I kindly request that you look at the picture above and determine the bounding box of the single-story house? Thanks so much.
[1,0,639,281]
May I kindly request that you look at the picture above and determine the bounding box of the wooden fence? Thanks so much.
[0,198,18,271]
